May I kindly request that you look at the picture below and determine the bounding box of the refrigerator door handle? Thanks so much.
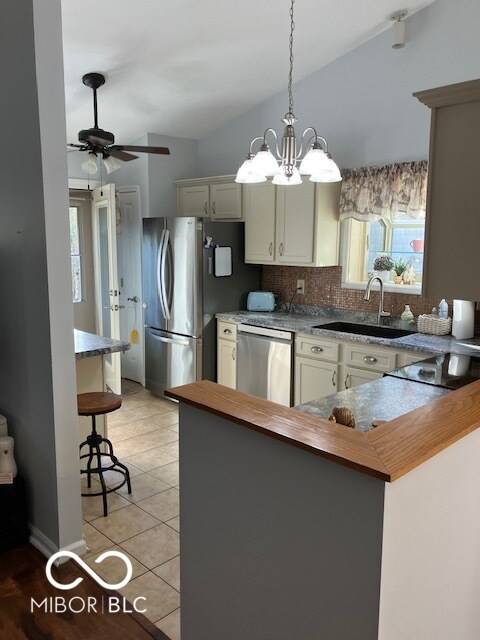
[150,333,189,346]
[160,229,171,320]
[156,229,167,319]
[165,229,174,314]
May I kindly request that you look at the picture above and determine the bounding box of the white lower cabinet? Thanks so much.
[295,357,338,405]
[217,338,236,389]
[343,366,382,390]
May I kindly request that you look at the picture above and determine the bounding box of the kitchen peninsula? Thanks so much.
[167,371,480,640]
[74,330,129,443]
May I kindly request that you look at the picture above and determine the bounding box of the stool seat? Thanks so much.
[77,392,121,416]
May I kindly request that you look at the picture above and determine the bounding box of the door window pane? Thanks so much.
[69,206,83,302]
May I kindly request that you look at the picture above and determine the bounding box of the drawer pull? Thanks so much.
[345,374,350,389]
[223,328,232,335]
[332,370,336,386]
[204,201,208,215]
[279,242,284,256]
[232,348,236,361]
[363,355,378,364]
[268,242,273,256]
[311,346,324,353]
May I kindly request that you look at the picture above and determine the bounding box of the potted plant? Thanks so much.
[373,255,394,283]
[393,258,408,284]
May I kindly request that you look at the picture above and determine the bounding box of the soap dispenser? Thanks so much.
[438,299,449,319]
[401,305,414,329]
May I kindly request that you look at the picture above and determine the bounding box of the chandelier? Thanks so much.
[235,0,341,186]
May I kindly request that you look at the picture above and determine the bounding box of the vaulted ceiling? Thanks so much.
[62,0,436,145]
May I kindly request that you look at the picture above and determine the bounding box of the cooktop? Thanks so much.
[385,353,480,390]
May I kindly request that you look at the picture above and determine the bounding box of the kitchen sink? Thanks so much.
[312,321,417,339]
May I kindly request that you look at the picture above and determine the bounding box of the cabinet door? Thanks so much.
[211,183,242,219]
[244,182,276,263]
[276,180,315,264]
[179,185,209,217]
[295,356,338,405]
[217,338,236,389]
[343,366,382,390]
[396,351,433,367]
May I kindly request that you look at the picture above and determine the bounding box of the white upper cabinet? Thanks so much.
[276,180,315,264]
[178,184,209,217]
[210,182,242,219]
[244,179,341,266]
[176,176,242,220]
[244,182,276,263]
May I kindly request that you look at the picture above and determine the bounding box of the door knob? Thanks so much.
[127,296,139,303]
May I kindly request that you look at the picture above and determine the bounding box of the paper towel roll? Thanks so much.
[452,300,475,340]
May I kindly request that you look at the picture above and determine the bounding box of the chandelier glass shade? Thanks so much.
[235,0,341,186]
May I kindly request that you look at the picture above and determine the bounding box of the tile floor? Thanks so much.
[81,379,181,640]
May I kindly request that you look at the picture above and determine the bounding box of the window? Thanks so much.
[69,205,83,302]
[341,217,426,291]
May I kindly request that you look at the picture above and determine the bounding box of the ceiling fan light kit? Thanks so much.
[68,72,171,175]
[235,0,341,186]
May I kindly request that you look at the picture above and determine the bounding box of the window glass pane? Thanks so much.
[69,207,80,254]
[71,255,82,303]
[391,225,425,282]
[367,220,386,273]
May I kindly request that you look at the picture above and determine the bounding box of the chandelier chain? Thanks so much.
[287,0,295,115]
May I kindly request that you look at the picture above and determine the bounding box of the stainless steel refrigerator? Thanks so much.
[142,217,261,396]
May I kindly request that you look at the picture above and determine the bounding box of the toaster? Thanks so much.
[247,291,275,312]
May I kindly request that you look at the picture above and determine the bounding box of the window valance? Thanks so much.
[339,160,428,222]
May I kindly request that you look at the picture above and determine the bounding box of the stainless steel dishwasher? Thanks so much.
[236,324,293,407]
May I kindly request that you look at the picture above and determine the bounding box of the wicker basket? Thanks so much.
[417,314,452,336]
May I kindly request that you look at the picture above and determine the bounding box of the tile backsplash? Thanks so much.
[261,265,446,318]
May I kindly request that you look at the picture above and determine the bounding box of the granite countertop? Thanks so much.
[296,377,451,431]
[74,329,130,360]
[216,308,480,356]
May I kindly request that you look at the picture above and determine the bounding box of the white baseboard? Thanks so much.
[30,524,87,564]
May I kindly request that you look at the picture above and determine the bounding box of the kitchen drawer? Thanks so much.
[396,351,433,367]
[295,333,339,363]
[344,343,397,373]
[217,320,237,342]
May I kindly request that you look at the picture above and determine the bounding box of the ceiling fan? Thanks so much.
[68,72,170,175]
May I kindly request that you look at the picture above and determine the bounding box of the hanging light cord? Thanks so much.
[287,0,295,116]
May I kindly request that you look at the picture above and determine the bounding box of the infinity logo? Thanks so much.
[46,550,133,590]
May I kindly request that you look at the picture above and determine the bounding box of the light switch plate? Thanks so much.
[297,279,305,295]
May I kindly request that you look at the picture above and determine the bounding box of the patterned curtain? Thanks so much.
[339,160,428,222]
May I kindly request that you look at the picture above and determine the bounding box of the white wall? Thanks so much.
[0,0,82,552]
[379,428,480,639]
[198,0,480,175]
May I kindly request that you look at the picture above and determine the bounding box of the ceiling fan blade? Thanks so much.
[68,143,86,148]
[108,149,139,162]
[111,145,170,155]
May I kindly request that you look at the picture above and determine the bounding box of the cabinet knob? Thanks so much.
[311,346,323,353]
[223,328,232,335]
[363,356,377,364]
[279,242,284,256]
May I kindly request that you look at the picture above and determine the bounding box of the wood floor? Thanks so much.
[0,544,169,640]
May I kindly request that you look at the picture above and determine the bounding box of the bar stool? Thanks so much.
[78,392,131,517]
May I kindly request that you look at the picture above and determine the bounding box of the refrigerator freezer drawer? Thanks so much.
[145,328,202,397]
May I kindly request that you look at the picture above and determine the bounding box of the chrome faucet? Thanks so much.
[364,276,391,325]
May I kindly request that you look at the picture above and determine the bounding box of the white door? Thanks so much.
[117,188,144,385]
[92,184,121,394]
[244,182,276,263]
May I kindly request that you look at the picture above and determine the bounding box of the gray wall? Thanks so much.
[0,0,82,549]
[180,404,385,640]
[198,0,480,175]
